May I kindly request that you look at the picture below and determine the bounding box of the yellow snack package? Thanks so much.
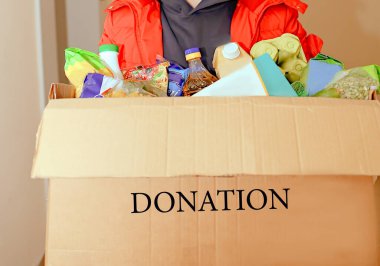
[64,48,113,97]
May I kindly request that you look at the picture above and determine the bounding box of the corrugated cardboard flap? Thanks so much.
[32,97,380,179]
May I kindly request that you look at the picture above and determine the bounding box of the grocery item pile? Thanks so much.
[64,34,379,100]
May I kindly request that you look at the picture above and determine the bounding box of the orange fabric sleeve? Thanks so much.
[259,4,323,60]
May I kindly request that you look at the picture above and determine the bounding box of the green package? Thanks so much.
[361,65,380,92]
[312,68,379,100]
[312,54,344,67]
[65,48,113,97]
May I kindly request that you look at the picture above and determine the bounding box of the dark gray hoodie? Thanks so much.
[160,0,237,73]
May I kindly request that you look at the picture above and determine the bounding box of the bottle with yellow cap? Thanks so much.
[183,48,218,96]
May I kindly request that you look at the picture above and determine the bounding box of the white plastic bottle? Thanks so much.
[99,44,124,80]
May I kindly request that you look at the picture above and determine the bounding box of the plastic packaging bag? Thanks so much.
[80,73,155,98]
[123,62,169,97]
[300,54,344,96]
[167,63,189,97]
[361,65,380,93]
[291,81,308,97]
[313,68,379,100]
[156,56,189,97]
[64,48,113,97]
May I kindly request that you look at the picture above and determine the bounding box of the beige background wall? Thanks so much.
[41,0,60,95]
[55,0,69,84]
[299,0,380,67]
[0,1,52,265]
[65,0,101,53]
[55,0,102,83]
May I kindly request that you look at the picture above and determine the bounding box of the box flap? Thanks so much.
[49,83,76,100]
[32,97,380,179]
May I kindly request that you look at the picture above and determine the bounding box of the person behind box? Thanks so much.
[100,0,323,73]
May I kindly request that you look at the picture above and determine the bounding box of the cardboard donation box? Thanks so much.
[32,85,380,266]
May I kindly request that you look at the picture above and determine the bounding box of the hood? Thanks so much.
[106,0,307,13]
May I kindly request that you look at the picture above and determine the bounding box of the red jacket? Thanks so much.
[100,0,323,70]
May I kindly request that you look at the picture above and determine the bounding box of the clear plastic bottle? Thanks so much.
[182,48,218,96]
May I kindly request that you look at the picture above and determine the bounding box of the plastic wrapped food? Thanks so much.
[313,68,379,100]
[156,55,189,97]
[167,63,189,97]
[300,54,344,96]
[361,65,380,93]
[123,62,169,97]
[291,81,308,97]
[64,48,113,97]
[80,73,155,98]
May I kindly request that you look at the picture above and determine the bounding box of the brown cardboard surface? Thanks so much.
[33,96,380,179]
[376,179,380,265]
[49,83,75,100]
[45,175,377,266]
[36,85,380,265]
[39,256,45,266]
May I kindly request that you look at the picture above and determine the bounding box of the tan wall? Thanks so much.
[0,1,46,265]
[41,0,60,94]
[55,0,101,83]
[299,0,379,68]
[100,0,110,31]
[66,0,101,53]
[55,0,69,84]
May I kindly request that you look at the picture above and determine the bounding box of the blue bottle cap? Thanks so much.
[185,48,200,56]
